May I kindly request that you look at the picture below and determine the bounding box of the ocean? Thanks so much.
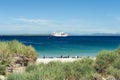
[0,36,120,57]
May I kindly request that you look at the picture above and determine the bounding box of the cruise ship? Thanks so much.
[51,32,68,37]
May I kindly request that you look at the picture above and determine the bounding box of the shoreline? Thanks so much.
[36,56,96,64]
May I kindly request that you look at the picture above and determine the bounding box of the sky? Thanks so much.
[0,0,120,35]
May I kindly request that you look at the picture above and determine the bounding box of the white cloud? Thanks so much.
[14,17,54,25]
[0,17,119,34]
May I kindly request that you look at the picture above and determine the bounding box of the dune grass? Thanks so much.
[0,40,38,59]
[5,44,120,80]
[0,40,38,75]
[7,58,96,80]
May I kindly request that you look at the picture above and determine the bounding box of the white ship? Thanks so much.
[51,32,68,37]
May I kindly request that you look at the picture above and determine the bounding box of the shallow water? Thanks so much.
[0,36,120,57]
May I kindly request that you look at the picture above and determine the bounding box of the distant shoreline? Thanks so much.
[1,33,120,36]
[1,35,120,37]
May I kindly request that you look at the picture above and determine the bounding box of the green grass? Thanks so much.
[0,40,38,59]
[7,59,96,80]
[0,40,38,75]
[5,44,120,80]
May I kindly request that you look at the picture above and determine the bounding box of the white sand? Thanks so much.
[36,57,96,64]
[36,58,79,64]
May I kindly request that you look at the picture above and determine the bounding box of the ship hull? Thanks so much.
[51,32,68,37]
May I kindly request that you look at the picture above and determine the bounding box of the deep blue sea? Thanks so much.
[0,36,120,57]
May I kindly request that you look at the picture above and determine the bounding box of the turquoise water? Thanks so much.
[0,36,120,57]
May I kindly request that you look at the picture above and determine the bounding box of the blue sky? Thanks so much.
[0,0,120,35]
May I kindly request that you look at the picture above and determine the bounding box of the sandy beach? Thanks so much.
[36,57,96,64]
